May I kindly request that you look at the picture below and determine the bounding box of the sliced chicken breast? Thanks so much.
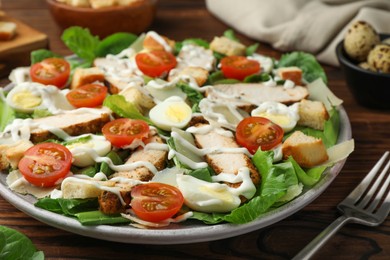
[192,123,260,186]
[30,111,111,143]
[112,133,168,181]
[206,83,309,112]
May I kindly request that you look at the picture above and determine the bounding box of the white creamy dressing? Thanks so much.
[146,31,173,53]
[8,67,31,84]
[248,53,273,73]
[211,167,256,199]
[176,44,216,71]
[198,98,245,130]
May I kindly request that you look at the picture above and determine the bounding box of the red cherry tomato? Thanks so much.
[131,183,184,222]
[30,58,71,88]
[66,84,108,108]
[102,118,150,148]
[18,143,72,187]
[135,50,177,77]
[220,56,260,81]
[235,116,284,154]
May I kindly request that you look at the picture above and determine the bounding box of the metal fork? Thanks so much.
[293,151,390,260]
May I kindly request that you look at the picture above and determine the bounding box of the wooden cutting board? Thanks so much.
[0,15,48,78]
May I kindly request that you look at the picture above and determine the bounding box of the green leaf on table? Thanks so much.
[0,225,44,260]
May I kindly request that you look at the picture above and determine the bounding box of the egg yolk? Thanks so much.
[255,112,291,127]
[12,91,42,109]
[165,103,189,123]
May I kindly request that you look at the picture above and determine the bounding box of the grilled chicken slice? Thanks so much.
[192,123,260,186]
[30,111,110,143]
[98,185,132,215]
[111,132,168,181]
[206,83,309,112]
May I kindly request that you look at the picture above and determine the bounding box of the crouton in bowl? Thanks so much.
[46,0,158,38]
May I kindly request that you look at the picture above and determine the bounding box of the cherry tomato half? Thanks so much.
[135,50,177,77]
[66,84,108,108]
[131,183,184,222]
[235,116,284,154]
[102,118,150,148]
[18,143,72,187]
[30,58,71,88]
[220,56,260,81]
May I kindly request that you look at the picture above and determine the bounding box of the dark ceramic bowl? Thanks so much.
[336,34,390,109]
[46,0,158,38]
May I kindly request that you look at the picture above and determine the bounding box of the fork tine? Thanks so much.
[358,158,390,209]
[375,183,390,220]
[366,161,390,214]
[342,151,389,205]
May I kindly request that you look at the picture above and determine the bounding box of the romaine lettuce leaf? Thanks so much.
[0,94,15,132]
[103,94,153,125]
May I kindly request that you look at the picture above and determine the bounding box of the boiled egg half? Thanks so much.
[176,174,241,213]
[6,82,73,113]
[251,101,299,133]
[149,96,192,131]
[65,135,112,167]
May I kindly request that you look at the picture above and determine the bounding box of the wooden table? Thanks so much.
[1,1,390,259]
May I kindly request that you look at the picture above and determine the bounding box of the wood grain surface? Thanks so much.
[1,1,390,259]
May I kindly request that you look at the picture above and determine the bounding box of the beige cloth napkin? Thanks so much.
[206,0,390,66]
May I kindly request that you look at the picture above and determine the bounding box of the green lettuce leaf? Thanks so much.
[30,49,62,64]
[223,29,239,42]
[75,211,130,226]
[176,82,204,112]
[95,32,137,57]
[288,156,327,186]
[103,94,153,125]
[61,26,100,63]
[277,52,327,84]
[35,198,99,216]
[284,108,340,148]
[0,94,15,132]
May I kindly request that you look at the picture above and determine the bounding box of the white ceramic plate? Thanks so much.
[0,101,352,244]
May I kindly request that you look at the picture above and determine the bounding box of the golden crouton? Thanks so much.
[0,140,34,170]
[89,0,116,9]
[119,87,156,114]
[143,33,175,52]
[282,131,329,168]
[277,66,303,86]
[168,66,209,87]
[209,36,246,56]
[71,67,105,89]
[297,99,329,130]
[66,0,90,7]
